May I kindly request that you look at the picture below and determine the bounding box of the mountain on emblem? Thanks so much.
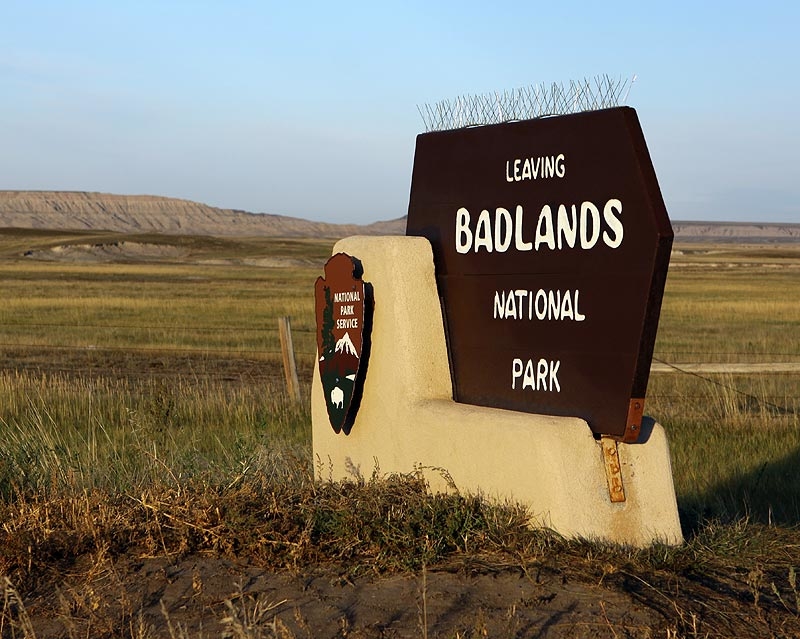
[335,332,358,357]
[314,253,371,434]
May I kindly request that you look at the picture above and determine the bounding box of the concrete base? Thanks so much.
[312,236,683,547]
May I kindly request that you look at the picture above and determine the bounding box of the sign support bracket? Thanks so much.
[622,399,645,443]
[601,437,626,503]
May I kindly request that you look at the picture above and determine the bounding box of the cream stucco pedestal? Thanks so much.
[312,236,683,547]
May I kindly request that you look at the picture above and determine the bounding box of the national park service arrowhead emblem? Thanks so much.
[315,253,371,434]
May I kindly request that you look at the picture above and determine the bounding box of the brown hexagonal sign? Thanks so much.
[406,107,672,442]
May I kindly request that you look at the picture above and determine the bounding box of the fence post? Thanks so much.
[278,316,301,403]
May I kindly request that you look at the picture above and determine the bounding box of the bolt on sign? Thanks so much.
[406,107,672,442]
[315,253,370,434]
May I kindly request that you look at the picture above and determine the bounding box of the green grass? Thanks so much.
[0,230,325,499]
[645,245,800,528]
[648,371,800,527]
[0,234,800,637]
[0,372,311,497]
[0,232,798,528]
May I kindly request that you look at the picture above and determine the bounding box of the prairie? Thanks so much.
[649,243,800,529]
[1,229,799,638]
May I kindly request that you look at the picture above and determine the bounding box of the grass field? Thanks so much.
[1,231,797,514]
[0,231,327,500]
[1,230,800,637]
[649,243,800,527]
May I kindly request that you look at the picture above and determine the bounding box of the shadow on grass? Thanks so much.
[679,444,800,535]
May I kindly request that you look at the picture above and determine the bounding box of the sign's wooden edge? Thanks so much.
[621,109,674,442]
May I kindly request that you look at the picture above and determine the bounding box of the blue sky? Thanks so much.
[1,1,798,224]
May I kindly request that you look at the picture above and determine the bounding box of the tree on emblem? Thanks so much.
[321,285,335,356]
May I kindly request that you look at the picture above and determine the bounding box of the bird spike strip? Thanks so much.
[417,75,635,132]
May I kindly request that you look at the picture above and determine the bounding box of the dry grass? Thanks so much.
[655,244,800,364]
[0,231,334,362]
[3,467,800,637]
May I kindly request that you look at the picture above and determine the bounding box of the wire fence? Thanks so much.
[0,321,321,358]
[2,322,799,358]
[0,320,798,414]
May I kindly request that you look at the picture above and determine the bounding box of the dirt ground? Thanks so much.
[17,555,672,638]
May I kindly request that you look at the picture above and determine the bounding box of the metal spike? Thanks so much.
[418,75,634,132]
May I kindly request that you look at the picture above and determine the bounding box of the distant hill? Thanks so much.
[671,220,800,243]
[0,191,796,241]
[0,191,405,238]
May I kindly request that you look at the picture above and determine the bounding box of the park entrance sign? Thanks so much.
[406,107,672,441]
[313,95,684,544]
